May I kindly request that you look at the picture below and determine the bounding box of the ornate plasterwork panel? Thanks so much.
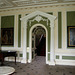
[29,15,49,26]
[20,11,56,28]
[0,0,75,10]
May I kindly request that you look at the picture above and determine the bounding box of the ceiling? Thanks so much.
[0,0,75,10]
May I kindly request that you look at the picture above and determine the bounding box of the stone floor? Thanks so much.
[0,56,75,75]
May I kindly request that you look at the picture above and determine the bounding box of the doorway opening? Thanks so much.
[30,25,47,62]
[33,26,46,56]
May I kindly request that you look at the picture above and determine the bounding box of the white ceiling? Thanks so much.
[0,0,75,10]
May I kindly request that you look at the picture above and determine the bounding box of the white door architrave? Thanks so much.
[20,11,56,65]
[29,24,47,63]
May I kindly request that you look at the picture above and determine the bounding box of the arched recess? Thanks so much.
[29,24,48,63]
[20,11,56,65]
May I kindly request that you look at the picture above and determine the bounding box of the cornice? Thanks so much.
[0,2,75,12]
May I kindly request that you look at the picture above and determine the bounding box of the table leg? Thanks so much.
[15,56,16,65]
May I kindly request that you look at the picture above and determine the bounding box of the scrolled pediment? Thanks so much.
[20,11,56,28]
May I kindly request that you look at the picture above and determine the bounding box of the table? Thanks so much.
[0,66,15,75]
[0,51,17,65]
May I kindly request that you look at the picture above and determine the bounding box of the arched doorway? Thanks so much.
[32,26,46,56]
[29,24,48,63]
[20,11,56,65]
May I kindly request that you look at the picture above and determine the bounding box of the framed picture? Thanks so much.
[1,28,14,46]
[67,26,75,47]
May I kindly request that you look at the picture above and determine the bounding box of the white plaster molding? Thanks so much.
[20,10,56,65]
[29,24,48,63]
[20,11,56,21]
[49,61,55,65]
[56,53,75,56]
[21,20,27,64]
[65,11,68,49]
[0,1,75,12]
[28,59,32,63]
[53,11,58,50]
[62,11,66,50]
[50,20,56,64]
[47,60,55,65]
[21,58,27,63]
[35,15,42,22]
[21,14,25,48]
[14,14,18,48]
[29,15,49,26]
[55,60,75,66]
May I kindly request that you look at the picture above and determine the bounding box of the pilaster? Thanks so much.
[21,20,27,63]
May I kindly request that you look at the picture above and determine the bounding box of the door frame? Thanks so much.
[20,11,56,65]
[29,24,48,64]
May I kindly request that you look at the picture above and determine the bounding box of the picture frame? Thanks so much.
[67,26,75,47]
[1,28,14,46]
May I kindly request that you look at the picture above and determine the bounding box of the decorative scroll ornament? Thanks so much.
[35,15,42,22]
[29,15,49,26]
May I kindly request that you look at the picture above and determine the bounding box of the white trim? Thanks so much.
[21,14,25,49]
[20,11,56,21]
[55,60,75,66]
[55,53,75,66]
[62,11,66,50]
[53,11,58,50]
[21,20,27,63]
[56,53,75,56]
[0,2,75,11]
[47,61,55,65]
[29,24,48,63]
[14,14,18,48]
[66,11,68,49]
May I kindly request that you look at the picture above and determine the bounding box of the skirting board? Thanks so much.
[46,61,55,65]
[5,58,75,66]
[55,59,75,66]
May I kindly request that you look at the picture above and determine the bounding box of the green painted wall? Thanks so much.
[56,55,59,59]
[58,12,62,48]
[27,52,29,59]
[67,11,75,26]
[62,56,75,60]
[1,16,14,28]
[48,54,50,60]
[67,11,75,48]
[18,15,21,47]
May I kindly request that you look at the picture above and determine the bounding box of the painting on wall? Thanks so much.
[1,28,14,46]
[67,26,75,47]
